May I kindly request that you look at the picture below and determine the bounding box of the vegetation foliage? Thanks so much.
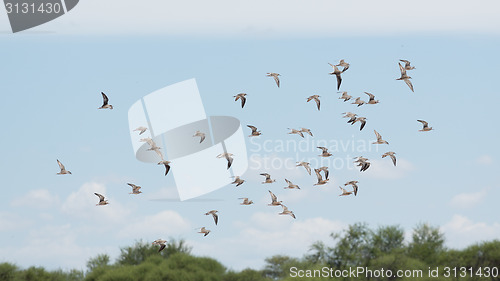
[1,223,499,280]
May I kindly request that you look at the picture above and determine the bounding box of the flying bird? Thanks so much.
[336,59,350,73]
[300,128,313,137]
[143,138,164,160]
[343,112,357,124]
[400,59,416,70]
[288,128,304,138]
[382,151,397,166]
[56,159,71,175]
[266,72,281,88]
[328,63,343,90]
[284,179,300,190]
[247,125,262,137]
[373,130,389,145]
[230,176,245,187]
[157,160,171,176]
[193,131,206,143]
[234,93,247,108]
[152,239,167,252]
[133,126,148,135]
[317,166,329,179]
[307,95,321,111]
[314,168,329,186]
[94,193,109,206]
[317,146,332,157]
[365,92,380,104]
[397,62,414,92]
[417,120,433,131]
[352,97,366,107]
[279,205,296,219]
[98,92,113,109]
[239,198,254,205]
[296,161,312,175]
[354,157,370,172]
[338,91,352,102]
[217,152,234,169]
[198,227,211,236]
[344,181,359,196]
[204,210,219,225]
[127,183,142,194]
[339,186,353,196]
[352,117,367,131]
[260,173,276,184]
[267,190,282,206]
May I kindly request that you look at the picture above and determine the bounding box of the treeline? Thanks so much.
[1,223,499,281]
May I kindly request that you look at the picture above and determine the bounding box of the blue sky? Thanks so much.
[1,0,500,272]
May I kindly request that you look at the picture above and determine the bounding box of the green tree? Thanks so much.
[224,268,270,281]
[262,255,300,280]
[407,223,445,265]
[0,263,18,281]
[329,222,373,269]
[305,241,329,265]
[371,225,405,256]
[86,254,110,272]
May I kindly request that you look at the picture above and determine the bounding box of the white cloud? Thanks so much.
[14,0,500,35]
[475,155,494,165]
[61,182,131,222]
[0,211,32,231]
[442,215,500,249]
[0,224,116,271]
[360,158,414,180]
[11,189,59,209]
[117,210,191,239]
[190,213,346,270]
[449,189,488,209]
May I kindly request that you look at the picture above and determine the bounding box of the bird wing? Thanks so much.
[315,98,321,110]
[241,96,246,108]
[390,154,397,166]
[360,120,366,131]
[317,146,327,153]
[101,92,109,105]
[314,169,323,182]
[164,163,170,176]
[200,135,205,143]
[94,193,105,202]
[273,75,280,88]
[158,244,166,252]
[417,120,428,128]
[335,73,342,91]
[57,159,65,170]
[365,92,375,101]
[247,125,257,132]
[374,130,382,141]
[261,173,270,180]
[268,190,277,202]
[404,78,414,92]
[226,156,233,169]
[398,63,406,76]
[305,164,311,175]
[212,213,218,225]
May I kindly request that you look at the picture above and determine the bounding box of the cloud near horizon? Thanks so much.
[3,0,499,36]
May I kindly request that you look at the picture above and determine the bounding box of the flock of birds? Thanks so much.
[55,60,433,252]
